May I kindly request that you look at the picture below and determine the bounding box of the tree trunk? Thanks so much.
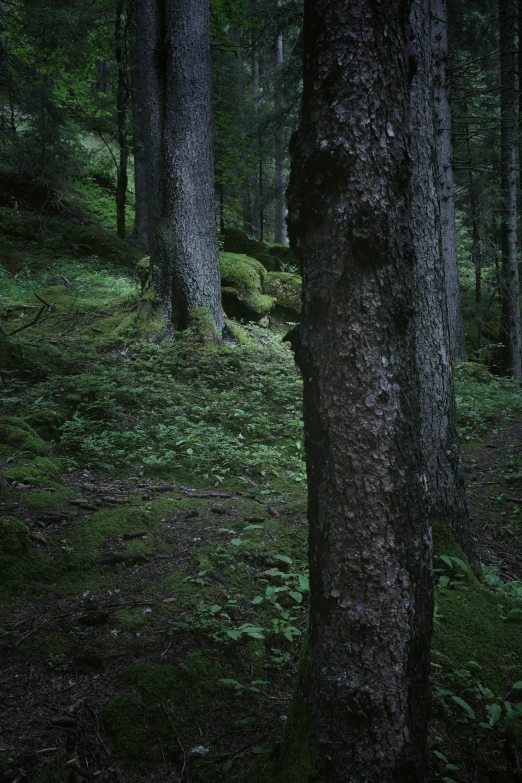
[136,0,223,334]
[130,60,149,248]
[282,2,433,780]
[432,0,467,361]
[499,0,521,377]
[416,5,475,564]
[115,0,129,240]
[274,0,287,245]
[252,34,262,241]
[465,116,482,353]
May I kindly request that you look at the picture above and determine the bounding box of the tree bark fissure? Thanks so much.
[274,0,287,245]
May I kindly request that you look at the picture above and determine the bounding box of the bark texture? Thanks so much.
[115,0,129,240]
[499,0,521,377]
[415,2,474,564]
[136,0,223,333]
[283,1,433,780]
[274,0,287,245]
[432,0,467,361]
[130,32,149,248]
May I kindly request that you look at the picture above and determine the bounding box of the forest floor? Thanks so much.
[2,207,522,783]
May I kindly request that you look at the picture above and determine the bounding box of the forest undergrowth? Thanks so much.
[2,205,522,782]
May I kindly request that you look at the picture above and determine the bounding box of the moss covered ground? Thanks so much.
[1,203,522,783]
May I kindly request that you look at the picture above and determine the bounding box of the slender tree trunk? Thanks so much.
[465,117,482,353]
[417,6,475,563]
[499,0,521,377]
[115,0,129,240]
[251,21,263,241]
[137,0,223,334]
[130,60,149,247]
[432,0,467,360]
[274,0,287,244]
[282,2,432,780]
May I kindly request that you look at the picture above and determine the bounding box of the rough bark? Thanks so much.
[282,1,433,780]
[115,0,129,240]
[416,5,475,564]
[136,0,165,257]
[432,0,467,361]
[274,0,287,245]
[499,0,521,377]
[130,57,149,248]
[136,0,223,334]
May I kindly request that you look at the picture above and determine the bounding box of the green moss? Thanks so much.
[104,694,152,762]
[0,516,29,555]
[2,456,61,486]
[220,252,274,320]
[61,227,141,268]
[23,486,72,509]
[71,506,152,548]
[222,228,299,272]
[278,637,321,783]
[263,272,302,316]
[0,416,47,456]
[25,409,65,439]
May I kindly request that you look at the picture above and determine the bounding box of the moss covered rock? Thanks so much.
[136,255,150,293]
[2,456,61,486]
[25,408,65,439]
[220,252,274,320]
[61,227,141,268]
[264,272,302,319]
[0,416,47,456]
[0,517,29,555]
[223,228,299,272]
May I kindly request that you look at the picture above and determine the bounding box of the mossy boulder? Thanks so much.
[223,228,299,272]
[60,227,141,268]
[453,362,496,385]
[0,416,47,456]
[2,456,61,486]
[0,213,40,240]
[0,517,29,556]
[25,408,65,439]
[220,252,274,320]
[264,272,302,320]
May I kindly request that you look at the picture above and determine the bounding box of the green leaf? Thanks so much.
[222,759,233,774]
[451,695,475,720]
[274,554,292,564]
[512,681,522,689]
[298,575,310,592]
[251,596,264,605]
[244,524,263,530]
[505,609,522,622]
[251,747,266,754]
[486,703,502,726]
[438,575,450,588]
[220,678,239,685]
[433,750,448,762]
[226,630,241,640]
[231,538,242,546]
[289,591,303,603]
[186,447,193,455]
[439,555,454,569]
[452,557,470,574]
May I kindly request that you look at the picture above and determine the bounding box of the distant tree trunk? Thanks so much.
[282,1,432,780]
[115,0,129,240]
[130,60,149,248]
[465,117,482,352]
[499,0,521,377]
[251,27,265,241]
[432,0,467,361]
[136,0,223,334]
[274,0,287,245]
[417,5,475,563]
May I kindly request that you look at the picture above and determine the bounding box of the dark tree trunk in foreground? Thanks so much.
[274,0,287,245]
[432,0,467,361]
[499,0,521,377]
[115,0,129,240]
[282,2,433,781]
[136,0,223,334]
[417,4,474,563]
